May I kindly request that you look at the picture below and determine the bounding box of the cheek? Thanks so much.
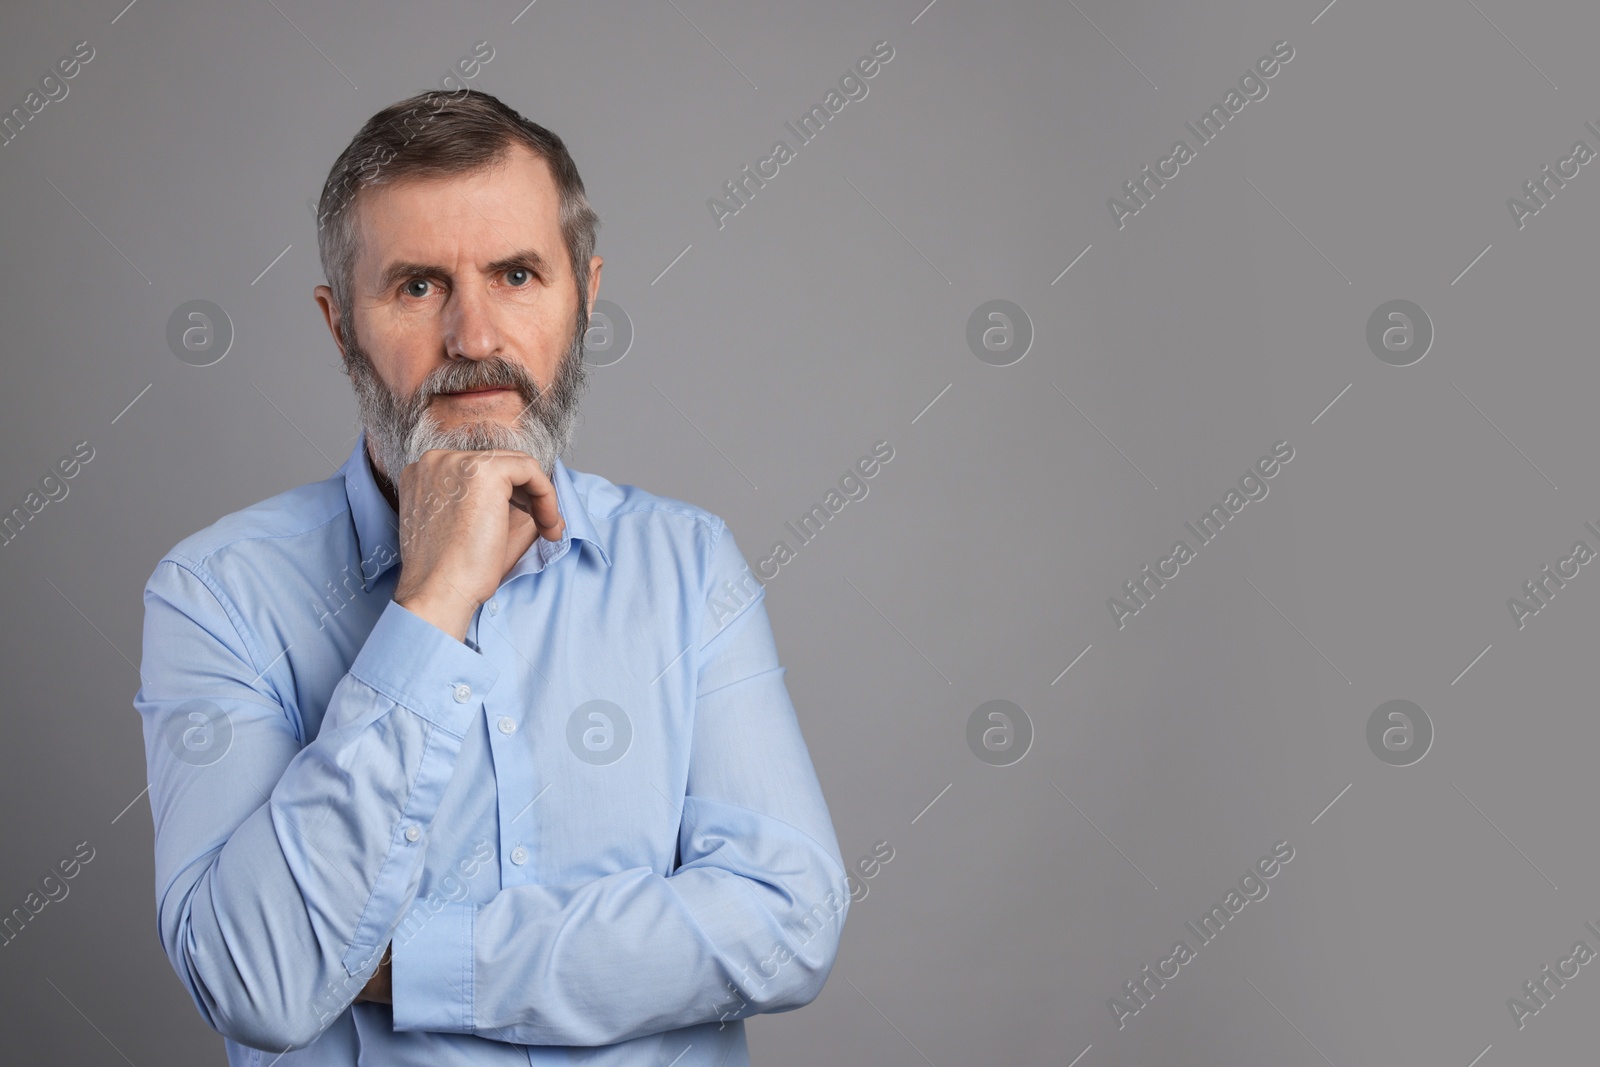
[529,303,583,374]
[362,321,439,396]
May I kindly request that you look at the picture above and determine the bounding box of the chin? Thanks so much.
[433,402,521,428]
[436,391,521,410]
[441,412,517,431]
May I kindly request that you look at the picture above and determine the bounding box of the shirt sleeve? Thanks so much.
[388,521,851,1046]
[135,556,499,1053]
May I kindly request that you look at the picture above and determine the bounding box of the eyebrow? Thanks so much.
[372,247,554,294]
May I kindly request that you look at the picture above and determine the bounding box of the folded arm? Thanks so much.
[137,557,496,1052]
[389,522,851,1046]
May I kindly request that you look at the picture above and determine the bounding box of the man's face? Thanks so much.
[314,142,602,485]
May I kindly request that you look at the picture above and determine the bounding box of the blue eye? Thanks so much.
[506,268,531,286]
[404,279,430,298]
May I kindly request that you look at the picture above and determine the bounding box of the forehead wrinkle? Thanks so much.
[351,151,567,298]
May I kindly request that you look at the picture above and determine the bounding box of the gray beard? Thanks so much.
[342,312,590,492]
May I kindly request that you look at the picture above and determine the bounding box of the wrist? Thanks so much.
[394,589,473,643]
[355,943,392,1005]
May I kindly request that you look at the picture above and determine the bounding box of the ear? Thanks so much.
[313,284,348,362]
[586,255,603,310]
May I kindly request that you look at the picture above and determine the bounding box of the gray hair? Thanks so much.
[314,88,601,356]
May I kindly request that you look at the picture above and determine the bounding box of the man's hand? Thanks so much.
[393,449,564,641]
[354,943,392,1005]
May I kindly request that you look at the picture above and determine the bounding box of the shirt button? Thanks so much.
[488,600,499,616]
[510,846,529,866]
[497,716,516,735]
[452,683,472,703]
[404,825,421,842]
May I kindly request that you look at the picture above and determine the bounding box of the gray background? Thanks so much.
[0,0,1594,1063]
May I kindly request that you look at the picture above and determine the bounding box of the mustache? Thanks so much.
[412,357,541,410]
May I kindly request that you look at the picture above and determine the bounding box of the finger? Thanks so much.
[509,484,538,518]
[492,452,564,541]
[448,450,564,541]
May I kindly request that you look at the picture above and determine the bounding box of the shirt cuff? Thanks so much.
[345,599,499,738]
[389,898,474,1033]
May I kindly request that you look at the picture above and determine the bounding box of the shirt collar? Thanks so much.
[339,429,611,593]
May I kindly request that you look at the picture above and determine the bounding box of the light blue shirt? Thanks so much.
[134,431,848,1065]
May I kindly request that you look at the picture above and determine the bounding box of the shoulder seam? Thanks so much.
[156,554,268,685]
[170,484,350,568]
[159,553,306,745]
[605,500,720,534]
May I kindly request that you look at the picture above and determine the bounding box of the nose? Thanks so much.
[441,278,504,361]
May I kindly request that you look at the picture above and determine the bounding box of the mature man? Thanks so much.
[134,88,848,1065]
